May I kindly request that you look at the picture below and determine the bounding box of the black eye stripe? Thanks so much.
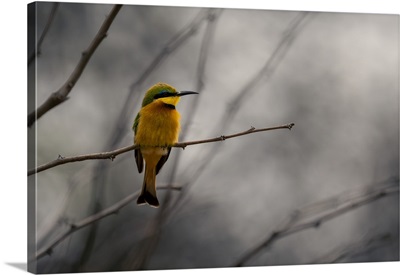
[154,91,175,99]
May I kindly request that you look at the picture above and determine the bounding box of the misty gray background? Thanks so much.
[28,2,399,273]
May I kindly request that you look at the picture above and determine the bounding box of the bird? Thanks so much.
[133,82,198,207]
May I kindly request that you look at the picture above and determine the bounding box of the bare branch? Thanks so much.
[234,178,399,266]
[28,144,135,176]
[31,185,181,262]
[28,123,294,176]
[28,3,60,66]
[27,4,123,127]
[175,123,294,148]
[29,123,294,176]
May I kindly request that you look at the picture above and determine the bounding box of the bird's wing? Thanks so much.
[135,149,143,173]
[132,112,140,133]
[156,148,171,175]
[133,113,143,173]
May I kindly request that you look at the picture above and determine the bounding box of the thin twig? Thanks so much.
[234,179,399,266]
[36,165,96,247]
[313,233,393,264]
[31,185,182,262]
[28,123,294,176]
[27,4,123,127]
[225,12,310,117]
[28,3,60,66]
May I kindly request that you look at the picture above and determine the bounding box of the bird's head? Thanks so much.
[142,83,198,107]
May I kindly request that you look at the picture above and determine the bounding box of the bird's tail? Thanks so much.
[137,164,159,208]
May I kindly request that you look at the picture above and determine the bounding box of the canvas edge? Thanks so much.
[27,2,37,274]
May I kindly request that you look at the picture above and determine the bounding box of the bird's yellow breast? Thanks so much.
[135,100,180,147]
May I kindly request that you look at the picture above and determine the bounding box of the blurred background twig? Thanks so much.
[234,177,399,266]
[28,2,59,66]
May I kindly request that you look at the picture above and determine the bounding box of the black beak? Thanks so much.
[154,91,198,99]
[177,91,199,97]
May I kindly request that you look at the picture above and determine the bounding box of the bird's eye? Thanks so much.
[154,90,171,99]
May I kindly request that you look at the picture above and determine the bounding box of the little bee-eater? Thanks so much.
[133,83,198,207]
